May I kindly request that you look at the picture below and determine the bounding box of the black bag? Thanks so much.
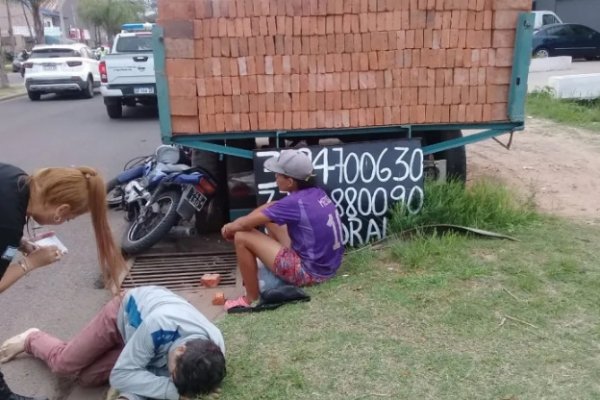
[227,285,310,314]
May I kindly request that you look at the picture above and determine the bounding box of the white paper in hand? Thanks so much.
[34,233,68,254]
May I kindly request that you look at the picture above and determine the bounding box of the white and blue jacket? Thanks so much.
[110,286,225,400]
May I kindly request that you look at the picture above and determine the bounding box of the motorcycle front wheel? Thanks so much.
[121,190,181,255]
[106,178,124,208]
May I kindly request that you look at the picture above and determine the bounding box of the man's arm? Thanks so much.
[221,202,274,240]
[109,323,179,400]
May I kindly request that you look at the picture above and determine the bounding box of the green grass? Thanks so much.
[389,179,537,234]
[526,89,600,132]
[213,180,600,399]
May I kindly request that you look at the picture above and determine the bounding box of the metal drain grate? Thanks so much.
[122,251,238,291]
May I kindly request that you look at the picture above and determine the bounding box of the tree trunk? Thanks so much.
[22,1,34,42]
[0,28,9,89]
[32,3,44,44]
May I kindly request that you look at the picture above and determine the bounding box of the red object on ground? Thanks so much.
[212,292,226,306]
[201,273,221,288]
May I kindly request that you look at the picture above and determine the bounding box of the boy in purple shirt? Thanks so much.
[221,150,344,310]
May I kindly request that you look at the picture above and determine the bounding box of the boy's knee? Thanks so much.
[50,362,81,378]
[232,230,255,246]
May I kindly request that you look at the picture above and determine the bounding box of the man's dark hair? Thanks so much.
[173,339,226,396]
[293,175,318,190]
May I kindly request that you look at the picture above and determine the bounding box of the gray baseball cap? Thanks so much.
[264,149,314,181]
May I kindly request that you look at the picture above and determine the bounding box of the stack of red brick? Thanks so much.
[158,0,531,134]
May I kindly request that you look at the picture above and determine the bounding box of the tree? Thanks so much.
[79,0,145,43]
[18,0,44,45]
[0,28,9,89]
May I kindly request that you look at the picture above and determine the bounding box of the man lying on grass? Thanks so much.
[0,286,226,400]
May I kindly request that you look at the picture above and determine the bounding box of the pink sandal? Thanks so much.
[224,296,252,311]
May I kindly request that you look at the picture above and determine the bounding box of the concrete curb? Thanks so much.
[0,90,26,102]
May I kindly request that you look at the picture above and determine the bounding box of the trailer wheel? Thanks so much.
[423,130,467,183]
[192,146,227,233]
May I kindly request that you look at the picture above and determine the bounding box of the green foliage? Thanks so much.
[527,89,600,132]
[78,0,145,38]
[389,179,538,234]
[216,215,600,399]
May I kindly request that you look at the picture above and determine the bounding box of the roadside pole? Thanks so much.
[0,28,9,88]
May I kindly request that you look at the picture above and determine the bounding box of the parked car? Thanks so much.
[532,23,600,60]
[12,50,30,76]
[531,10,563,31]
[23,43,101,101]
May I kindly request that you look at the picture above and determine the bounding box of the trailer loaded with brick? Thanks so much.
[151,0,534,239]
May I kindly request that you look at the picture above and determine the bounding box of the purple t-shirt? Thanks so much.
[262,187,344,278]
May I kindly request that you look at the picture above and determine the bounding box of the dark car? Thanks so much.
[532,23,600,60]
[11,51,30,76]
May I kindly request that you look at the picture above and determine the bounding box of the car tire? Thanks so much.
[27,91,41,101]
[534,47,551,58]
[106,102,123,119]
[82,76,94,99]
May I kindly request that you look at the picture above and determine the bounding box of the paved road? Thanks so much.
[0,93,161,399]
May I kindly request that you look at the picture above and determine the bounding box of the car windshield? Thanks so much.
[115,36,153,53]
[30,48,80,58]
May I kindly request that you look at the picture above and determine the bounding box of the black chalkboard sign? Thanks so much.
[253,139,424,247]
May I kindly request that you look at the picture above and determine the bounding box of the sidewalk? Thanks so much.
[0,84,26,101]
[528,60,600,92]
[0,72,26,100]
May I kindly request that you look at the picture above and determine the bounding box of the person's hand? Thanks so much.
[221,223,235,241]
[18,238,38,256]
[25,245,63,269]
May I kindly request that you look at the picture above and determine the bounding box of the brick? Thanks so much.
[169,78,197,97]
[486,85,508,103]
[493,10,520,29]
[493,29,515,47]
[159,0,195,20]
[172,116,199,133]
[477,85,487,103]
[490,103,508,120]
[486,67,511,84]
[165,38,195,59]
[495,48,513,67]
[166,59,196,79]
[491,0,531,10]
[162,20,194,40]
[453,68,469,86]
[249,112,259,130]
[170,96,198,116]
[457,104,466,121]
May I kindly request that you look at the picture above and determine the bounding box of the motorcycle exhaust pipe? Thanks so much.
[167,226,197,238]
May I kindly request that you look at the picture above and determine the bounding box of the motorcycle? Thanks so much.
[107,145,215,255]
[106,145,191,208]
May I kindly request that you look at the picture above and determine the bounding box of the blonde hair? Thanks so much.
[30,166,126,292]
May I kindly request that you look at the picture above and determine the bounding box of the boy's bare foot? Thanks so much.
[0,328,39,363]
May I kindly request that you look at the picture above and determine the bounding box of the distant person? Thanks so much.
[0,286,226,400]
[0,163,127,400]
[221,149,345,310]
[98,46,108,59]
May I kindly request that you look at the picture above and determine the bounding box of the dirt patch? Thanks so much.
[467,118,600,223]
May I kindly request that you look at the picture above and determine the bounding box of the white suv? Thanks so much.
[23,43,100,101]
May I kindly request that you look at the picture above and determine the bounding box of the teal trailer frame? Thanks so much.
[153,13,534,161]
